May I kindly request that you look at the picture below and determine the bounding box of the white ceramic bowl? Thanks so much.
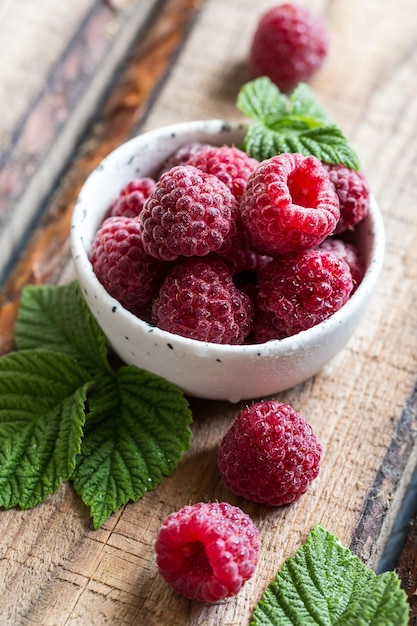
[71,119,384,402]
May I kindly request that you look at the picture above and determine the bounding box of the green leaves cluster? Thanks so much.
[237,78,360,170]
[0,281,192,528]
[251,525,409,626]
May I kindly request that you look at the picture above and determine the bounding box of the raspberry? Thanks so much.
[222,246,272,278]
[252,307,282,344]
[318,237,365,292]
[155,502,259,602]
[221,247,272,304]
[249,3,329,92]
[218,400,322,506]
[189,145,259,199]
[160,142,213,173]
[152,257,253,344]
[90,216,168,316]
[108,177,156,219]
[256,248,353,339]
[240,153,340,256]
[140,165,239,261]
[323,163,370,234]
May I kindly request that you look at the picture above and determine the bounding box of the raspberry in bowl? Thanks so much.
[71,120,384,402]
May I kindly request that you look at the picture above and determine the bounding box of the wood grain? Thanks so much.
[0,0,164,282]
[398,517,417,625]
[1,0,417,623]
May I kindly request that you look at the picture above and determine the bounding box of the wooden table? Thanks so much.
[1,0,417,623]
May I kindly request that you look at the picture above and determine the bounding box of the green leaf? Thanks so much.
[0,350,91,509]
[15,281,110,375]
[288,83,332,125]
[237,76,288,126]
[250,525,409,626]
[237,77,360,169]
[72,366,192,528]
[243,122,359,169]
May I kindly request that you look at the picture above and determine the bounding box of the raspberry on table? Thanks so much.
[318,237,365,292]
[140,165,239,261]
[323,163,370,233]
[240,153,340,256]
[255,248,353,340]
[218,400,322,506]
[152,257,253,344]
[108,177,156,219]
[189,145,259,199]
[249,2,329,92]
[90,216,169,316]
[155,501,259,602]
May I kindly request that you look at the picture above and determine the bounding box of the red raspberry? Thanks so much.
[90,216,168,316]
[189,145,259,199]
[140,165,239,261]
[152,257,253,344]
[108,177,156,219]
[155,501,259,602]
[251,307,282,344]
[241,153,340,256]
[222,246,272,276]
[222,247,272,304]
[323,163,370,233]
[249,3,329,92]
[218,400,322,506]
[256,248,353,339]
[160,142,213,173]
[318,237,365,292]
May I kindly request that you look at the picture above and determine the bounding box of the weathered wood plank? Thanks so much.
[397,517,417,625]
[0,0,165,282]
[1,0,417,624]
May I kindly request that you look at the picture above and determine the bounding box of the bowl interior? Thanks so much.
[71,120,385,401]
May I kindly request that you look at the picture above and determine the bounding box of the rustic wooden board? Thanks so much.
[398,516,417,625]
[1,0,417,623]
[0,0,164,282]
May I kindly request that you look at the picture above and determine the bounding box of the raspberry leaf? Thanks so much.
[250,525,409,626]
[0,350,90,509]
[237,76,288,126]
[15,281,110,375]
[288,82,332,124]
[72,367,192,529]
[237,77,360,169]
[243,121,359,170]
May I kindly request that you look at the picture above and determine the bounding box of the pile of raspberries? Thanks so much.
[90,143,369,345]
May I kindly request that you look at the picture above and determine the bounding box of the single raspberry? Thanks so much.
[90,216,169,316]
[189,145,259,199]
[221,247,272,305]
[218,400,322,506]
[240,153,340,256]
[251,307,282,343]
[152,257,253,344]
[222,246,272,276]
[140,165,239,261]
[249,3,329,92]
[155,501,259,602]
[323,163,370,233]
[256,248,353,339]
[160,142,213,174]
[318,237,365,292]
[108,177,156,219]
